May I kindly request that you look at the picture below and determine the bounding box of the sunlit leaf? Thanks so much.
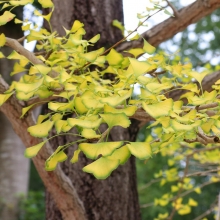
[67,117,102,129]
[127,142,152,160]
[106,49,123,66]
[112,19,125,33]
[104,105,137,116]
[100,113,130,128]
[142,99,173,118]
[27,120,54,138]
[0,92,13,106]
[45,146,67,171]
[188,198,198,207]
[89,34,100,44]
[0,33,6,47]
[171,120,201,132]
[70,149,81,163]
[71,20,84,32]
[79,142,123,159]
[129,58,151,77]
[0,11,15,26]
[177,205,191,215]
[106,145,131,165]
[81,128,101,139]
[24,141,46,158]
[38,0,54,8]
[143,39,156,54]
[83,157,120,179]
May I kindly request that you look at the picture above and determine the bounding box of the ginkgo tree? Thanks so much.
[1,0,220,219]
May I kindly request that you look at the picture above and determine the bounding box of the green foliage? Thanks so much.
[1,1,220,218]
[18,191,45,220]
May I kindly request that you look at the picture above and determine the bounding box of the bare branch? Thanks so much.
[117,0,220,52]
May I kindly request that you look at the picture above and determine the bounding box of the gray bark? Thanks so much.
[0,14,30,220]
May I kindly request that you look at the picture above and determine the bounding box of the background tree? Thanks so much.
[0,7,29,220]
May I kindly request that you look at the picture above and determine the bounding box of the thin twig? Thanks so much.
[165,0,179,17]
[193,198,217,220]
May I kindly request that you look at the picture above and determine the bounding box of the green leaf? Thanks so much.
[100,113,130,128]
[27,120,54,138]
[38,0,54,8]
[0,33,6,47]
[164,9,174,17]
[0,11,15,26]
[106,145,131,165]
[143,39,156,54]
[142,99,173,118]
[79,142,123,159]
[70,149,81,163]
[24,141,46,158]
[112,19,125,33]
[81,128,101,139]
[106,49,123,66]
[104,105,137,116]
[127,142,152,160]
[45,146,67,171]
[83,157,120,179]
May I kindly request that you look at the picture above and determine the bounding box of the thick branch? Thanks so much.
[117,0,220,52]
[0,77,87,220]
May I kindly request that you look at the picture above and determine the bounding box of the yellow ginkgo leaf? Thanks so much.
[106,49,123,66]
[83,157,120,179]
[70,149,81,163]
[79,142,123,159]
[127,142,152,160]
[27,120,54,138]
[0,33,6,47]
[45,146,67,171]
[0,11,15,26]
[100,113,130,128]
[38,0,54,8]
[143,39,156,54]
[25,141,46,158]
[142,99,173,118]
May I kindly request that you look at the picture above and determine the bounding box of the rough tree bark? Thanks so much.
[45,1,141,220]
[0,10,30,220]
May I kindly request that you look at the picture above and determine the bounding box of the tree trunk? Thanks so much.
[0,11,30,220]
[45,1,141,219]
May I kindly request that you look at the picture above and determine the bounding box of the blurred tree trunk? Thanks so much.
[45,1,141,219]
[0,9,30,220]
